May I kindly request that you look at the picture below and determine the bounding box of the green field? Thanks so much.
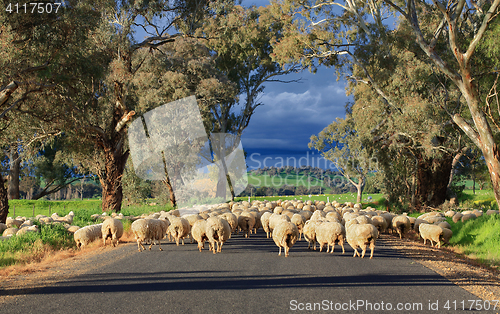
[247,171,336,188]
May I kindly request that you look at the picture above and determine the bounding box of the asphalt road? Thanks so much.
[0,231,492,314]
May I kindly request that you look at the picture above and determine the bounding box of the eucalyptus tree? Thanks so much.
[50,0,237,212]
[269,0,500,208]
[309,116,377,203]
[0,0,103,222]
[197,4,302,200]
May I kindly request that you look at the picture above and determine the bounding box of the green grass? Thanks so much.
[0,221,74,268]
[7,199,174,226]
[448,214,500,267]
[1,199,175,269]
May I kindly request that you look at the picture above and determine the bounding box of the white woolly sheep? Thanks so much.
[371,216,388,235]
[272,221,299,257]
[191,219,209,252]
[3,227,19,237]
[17,225,39,236]
[303,220,322,250]
[220,212,238,237]
[346,223,378,259]
[101,217,124,247]
[238,211,256,238]
[268,213,291,238]
[167,217,191,246]
[260,211,273,238]
[419,223,444,248]
[316,221,346,254]
[206,216,231,254]
[74,224,103,248]
[131,218,169,252]
[392,215,411,239]
[290,214,305,241]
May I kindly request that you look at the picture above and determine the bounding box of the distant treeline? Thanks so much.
[242,165,380,196]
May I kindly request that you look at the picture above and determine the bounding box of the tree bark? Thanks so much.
[99,147,129,212]
[0,175,10,223]
[8,145,20,200]
[415,155,453,209]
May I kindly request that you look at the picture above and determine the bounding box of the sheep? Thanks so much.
[441,227,453,245]
[17,225,39,236]
[346,223,378,259]
[272,221,299,257]
[392,215,411,239]
[268,213,290,237]
[6,217,22,228]
[260,211,273,238]
[371,216,388,235]
[74,224,103,248]
[2,227,18,237]
[167,217,191,246]
[303,220,322,250]
[461,213,476,223]
[206,216,231,254]
[101,217,124,247]
[413,219,428,236]
[452,212,463,223]
[419,223,444,248]
[238,211,256,238]
[315,221,346,254]
[290,214,305,240]
[131,218,169,252]
[220,212,238,237]
[191,219,209,252]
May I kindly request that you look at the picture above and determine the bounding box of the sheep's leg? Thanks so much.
[361,245,367,258]
[369,242,375,259]
[330,243,335,254]
[313,240,316,251]
[278,246,282,256]
[353,248,359,257]
[285,246,289,257]
[340,243,345,254]
[137,240,144,252]
[423,238,427,246]
[319,243,324,252]
[175,237,180,246]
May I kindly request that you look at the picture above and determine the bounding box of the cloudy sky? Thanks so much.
[241,67,350,170]
[235,0,350,170]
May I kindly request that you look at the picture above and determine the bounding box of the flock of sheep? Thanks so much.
[2,200,499,260]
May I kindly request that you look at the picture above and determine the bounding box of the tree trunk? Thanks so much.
[355,177,365,203]
[99,147,129,213]
[415,155,453,209]
[8,145,21,200]
[0,175,10,223]
[447,148,466,203]
[162,177,177,208]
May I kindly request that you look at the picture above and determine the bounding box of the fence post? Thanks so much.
[13,205,15,218]
[33,204,35,218]
[49,204,51,216]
